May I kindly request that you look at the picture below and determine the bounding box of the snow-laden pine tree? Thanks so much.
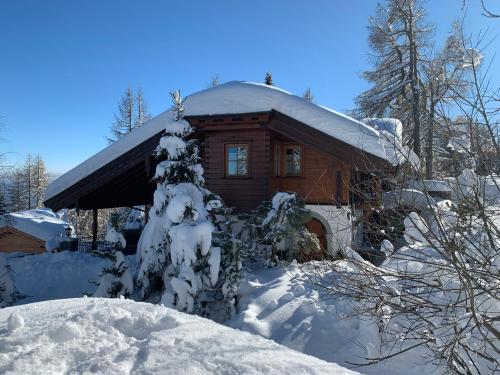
[240,192,319,263]
[356,0,429,157]
[136,90,240,319]
[93,226,133,298]
[0,255,21,307]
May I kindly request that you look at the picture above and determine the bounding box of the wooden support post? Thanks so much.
[144,205,151,224]
[92,209,98,250]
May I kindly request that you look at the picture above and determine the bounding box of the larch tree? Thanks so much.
[356,0,430,157]
[0,190,7,215]
[210,74,220,88]
[23,154,33,210]
[32,154,48,208]
[108,87,135,143]
[134,87,151,129]
[303,87,314,103]
[7,169,26,212]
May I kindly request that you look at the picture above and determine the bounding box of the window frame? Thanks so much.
[283,144,303,177]
[224,143,250,178]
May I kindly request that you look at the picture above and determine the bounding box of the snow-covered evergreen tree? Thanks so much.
[203,195,242,320]
[93,227,133,298]
[262,193,315,261]
[240,192,318,263]
[0,255,21,307]
[137,90,240,319]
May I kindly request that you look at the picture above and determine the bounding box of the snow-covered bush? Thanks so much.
[93,226,133,298]
[313,180,500,374]
[136,91,240,320]
[93,251,134,298]
[0,255,21,307]
[240,192,319,263]
[104,226,126,251]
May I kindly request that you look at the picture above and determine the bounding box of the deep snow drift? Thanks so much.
[6,251,135,304]
[229,262,440,375]
[0,298,356,374]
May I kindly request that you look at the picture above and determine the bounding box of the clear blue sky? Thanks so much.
[0,0,498,174]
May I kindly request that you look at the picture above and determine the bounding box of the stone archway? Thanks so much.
[305,209,335,256]
[305,217,328,252]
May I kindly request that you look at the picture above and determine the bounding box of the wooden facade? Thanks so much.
[188,111,379,211]
[0,227,46,253]
[44,110,390,213]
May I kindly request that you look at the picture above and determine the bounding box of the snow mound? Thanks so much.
[7,251,131,304]
[0,298,356,374]
[229,263,439,375]
[0,209,72,251]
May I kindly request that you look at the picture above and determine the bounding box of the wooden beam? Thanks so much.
[92,209,98,250]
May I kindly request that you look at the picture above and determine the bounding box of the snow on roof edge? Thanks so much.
[44,109,172,201]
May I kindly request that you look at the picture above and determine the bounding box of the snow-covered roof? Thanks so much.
[45,81,410,201]
[0,209,71,251]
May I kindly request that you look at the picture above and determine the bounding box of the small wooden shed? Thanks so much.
[0,226,46,253]
[0,209,71,253]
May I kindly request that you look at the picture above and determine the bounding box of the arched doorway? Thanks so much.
[304,217,329,260]
[306,218,328,250]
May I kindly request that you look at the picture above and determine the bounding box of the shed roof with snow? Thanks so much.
[0,209,70,252]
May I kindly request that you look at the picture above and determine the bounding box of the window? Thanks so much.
[226,144,249,177]
[284,145,302,176]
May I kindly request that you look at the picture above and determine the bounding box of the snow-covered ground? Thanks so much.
[6,251,136,304]
[0,298,356,374]
[229,262,439,375]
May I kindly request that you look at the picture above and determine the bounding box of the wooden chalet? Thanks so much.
[44,82,398,253]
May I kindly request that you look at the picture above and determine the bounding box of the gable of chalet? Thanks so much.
[44,82,396,211]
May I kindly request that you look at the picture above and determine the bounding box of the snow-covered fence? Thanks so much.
[76,235,115,253]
